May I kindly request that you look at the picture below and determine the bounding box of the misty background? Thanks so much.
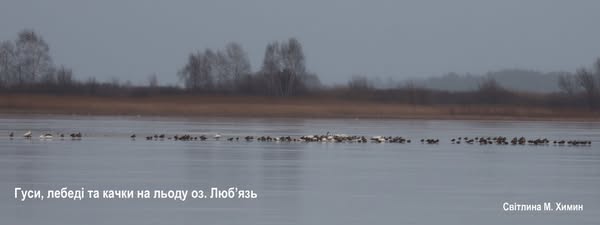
[1,0,599,91]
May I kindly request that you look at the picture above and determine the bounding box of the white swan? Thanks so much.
[23,131,32,138]
[40,133,53,139]
[214,133,221,139]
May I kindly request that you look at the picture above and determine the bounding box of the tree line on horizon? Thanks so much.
[177,38,320,96]
[1,29,599,110]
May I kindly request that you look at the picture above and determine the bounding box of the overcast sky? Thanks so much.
[1,0,599,85]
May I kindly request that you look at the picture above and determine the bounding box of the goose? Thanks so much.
[130,134,136,139]
[70,132,82,139]
[9,132,14,138]
[23,131,32,138]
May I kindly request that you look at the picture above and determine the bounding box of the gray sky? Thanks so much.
[1,0,599,85]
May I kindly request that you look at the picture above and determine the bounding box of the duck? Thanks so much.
[425,139,439,144]
[9,132,14,138]
[130,134,136,139]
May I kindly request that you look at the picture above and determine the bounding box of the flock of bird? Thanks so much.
[6,131,593,147]
[133,133,413,144]
[449,136,592,146]
[128,132,591,147]
[9,131,82,140]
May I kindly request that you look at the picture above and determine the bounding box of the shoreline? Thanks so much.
[1,94,598,121]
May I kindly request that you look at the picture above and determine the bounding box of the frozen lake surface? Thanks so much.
[1,115,599,225]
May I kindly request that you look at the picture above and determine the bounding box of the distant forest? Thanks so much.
[1,29,600,110]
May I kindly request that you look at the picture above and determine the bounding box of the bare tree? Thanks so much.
[200,49,216,91]
[576,68,598,109]
[280,38,306,96]
[557,73,577,95]
[178,52,201,89]
[179,43,253,93]
[214,50,232,91]
[0,41,16,87]
[14,30,53,85]
[55,66,74,87]
[225,42,251,91]
[261,42,282,95]
[178,51,214,91]
[259,38,309,96]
